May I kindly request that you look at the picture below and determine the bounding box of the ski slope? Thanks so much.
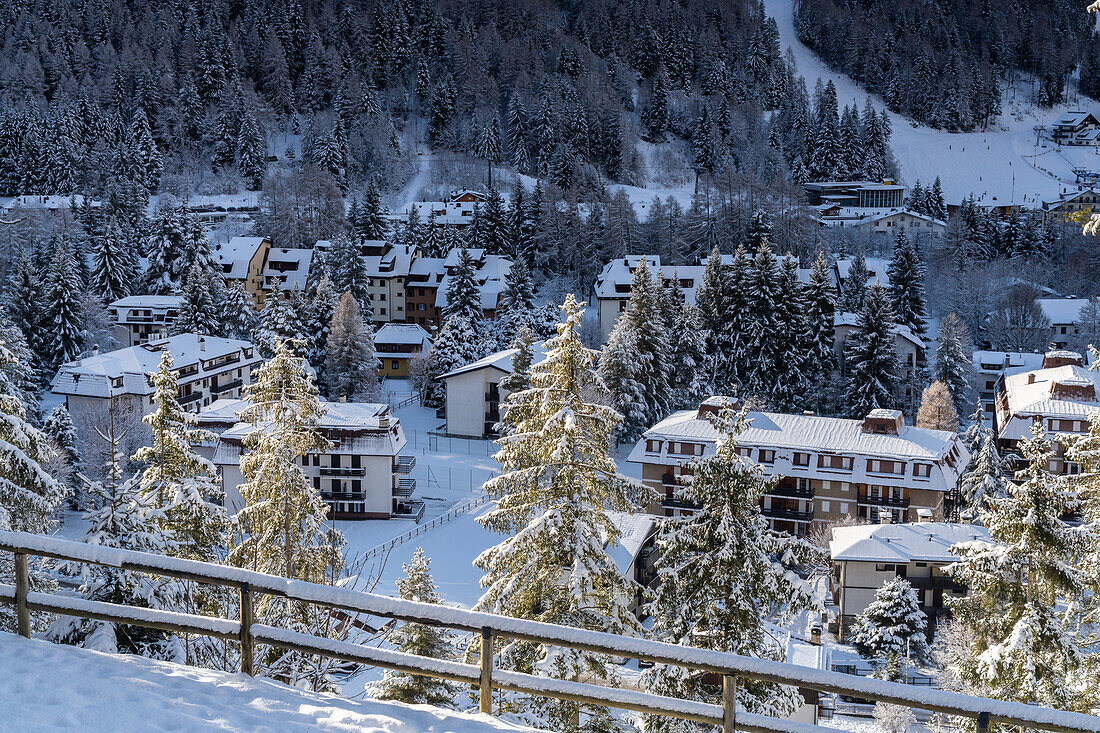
[0,633,535,733]
[764,0,1100,207]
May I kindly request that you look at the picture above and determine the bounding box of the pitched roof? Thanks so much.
[830,522,990,563]
[374,323,432,347]
[1000,363,1100,432]
[108,295,184,310]
[262,248,313,291]
[1037,297,1088,324]
[214,237,268,279]
[834,311,925,349]
[440,343,547,380]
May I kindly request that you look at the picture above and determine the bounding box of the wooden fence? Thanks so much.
[1,530,1099,733]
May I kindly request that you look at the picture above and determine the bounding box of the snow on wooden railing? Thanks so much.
[1,530,1098,733]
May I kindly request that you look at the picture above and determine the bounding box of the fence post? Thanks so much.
[722,675,737,733]
[14,552,30,638]
[479,626,493,715]
[976,711,990,733]
[239,582,254,676]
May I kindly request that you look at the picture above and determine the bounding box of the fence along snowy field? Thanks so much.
[1,530,1098,733]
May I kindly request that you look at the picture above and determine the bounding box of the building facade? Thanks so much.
[441,345,546,438]
[972,351,1045,419]
[375,323,432,378]
[628,400,968,536]
[214,236,271,305]
[107,295,183,347]
[210,401,420,521]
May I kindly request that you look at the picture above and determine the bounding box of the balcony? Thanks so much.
[320,467,365,477]
[393,455,416,474]
[178,391,203,405]
[660,473,689,487]
[766,483,814,499]
[322,491,365,501]
[393,477,417,497]
[857,492,910,508]
[908,575,966,593]
[761,506,814,522]
[393,499,426,522]
[210,379,243,395]
[661,497,701,510]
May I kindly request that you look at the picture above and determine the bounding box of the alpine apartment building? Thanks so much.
[107,295,183,346]
[210,401,420,521]
[628,398,968,536]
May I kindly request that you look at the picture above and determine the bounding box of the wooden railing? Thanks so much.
[1,530,1099,733]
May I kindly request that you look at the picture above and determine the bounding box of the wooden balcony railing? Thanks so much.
[1,531,1098,733]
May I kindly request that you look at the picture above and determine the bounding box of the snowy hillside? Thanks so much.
[0,633,535,733]
[765,0,1100,208]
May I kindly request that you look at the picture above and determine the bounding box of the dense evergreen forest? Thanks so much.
[795,0,1093,130]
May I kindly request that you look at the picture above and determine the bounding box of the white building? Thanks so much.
[107,295,183,347]
[1036,297,1089,348]
[261,247,314,299]
[818,208,946,235]
[833,256,891,290]
[830,522,989,639]
[972,351,1045,418]
[592,255,712,342]
[210,401,418,520]
[403,190,487,228]
[441,345,546,438]
[993,349,1100,473]
[629,399,968,536]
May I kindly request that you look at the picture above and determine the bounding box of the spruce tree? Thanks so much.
[173,264,222,336]
[442,247,484,327]
[422,315,482,409]
[496,257,536,347]
[327,236,371,306]
[91,219,135,302]
[670,304,708,409]
[220,282,259,341]
[5,254,47,381]
[645,401,822,724]
[844,284,898,417]
[805,251,838,413]
[43,405,82,497]
[236,108,267,189]
[324,292,380,402]
[307,275,340,375]
[742,242,782,400]
[933,312,973,417]
[887,231,927,338]
[476,295,648,732]
[946,424,1094,713]
[839,250,869,313]
[770,255,811,411]
[850,577,932,675]
[360,177,388,240]
[642,66,669,142]
[374,549,457,706]
[481,188,508,255]
[44,240,86,369]
[256,284,309,356]
[960,408,1008,513]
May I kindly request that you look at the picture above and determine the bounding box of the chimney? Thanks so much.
[698,396,739,419]
[879,510,893,525]
[378,415,390,429]
[803,410,814,416]
[199,337,206,352]
[1028,373,1036,385]
[862,409,903,435]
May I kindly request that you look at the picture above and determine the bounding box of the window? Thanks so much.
[351,455,361,469]
[380,293,387,301]
[352,480,362,492]
[913,463,932,478]
[793,452,810,466]
[758,449,775,464]
[301,455,309,467]
[312,454,320,466]
[646,439,662,453]
[875,564,897,572]
[820,500,830,512]
[417,303,425,310]
[331,454,342,468]
[738,447,752,457]
[380,308,387,315]
[313,476,320,490]
[392,360,399,369]
[867,459,903,475]
[818,455,853,470]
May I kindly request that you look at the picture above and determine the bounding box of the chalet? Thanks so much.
[374,323,432,378]
[818,207,946,235]
[107,295,183,347]
[993,349,1100,473]
[1050,111,1100,145]
[830,522,989,640]
[405,190,488,228]
[972,351,1045,418]
[260,247,313,301]
[1041,188,1100,220]
[210,401,420,521]
[214,236,271,306]
[51,334,261,422]
[628,398,968,536]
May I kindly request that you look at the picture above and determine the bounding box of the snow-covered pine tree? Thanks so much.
[173,264,222,336]
[91,218,135,302]
[46,474,181,658]
[805,251,838,413]
[219,282,259,341]
[959,408,1008,514]
[916,380,959,433]
[839,250,869,314]
[481,188,508,256]
[360,177,388,241]
[236,108,267,189]
[4,254,47,383]
[694,247,736,391]
[886,231,927,338]
[44,239,86,369]
[933,312,973,417]
[850,576,932,676]
[421,314,482,409]
[0,338,67,634]
[670,304,708,409]
[374,548,457,706]
[642,66,669,142]
[43,404,82,499]
[327,236,371,306]
[307,274,340,376]
[324,292,381,402]
[742,242,782,400]
[946,423,1094,713]
[644,400,822,725]
[495,256,536,347]
[256,283,309,356]
[442,247,485,327]
[229,339,346,687]
[599,320,647,442]
[844,283,898,418]
[928,178,947,220]
[771,255,811,412]
[476,295,649,732]
[0,314,41,418]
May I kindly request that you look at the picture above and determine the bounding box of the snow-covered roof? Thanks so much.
[374,323,432,347]
[196,399,248,425]
[820,208,945,228]
[834,256,891,287]
[834,311,925,349]
[214,237,268,279]
[593,256,707,305]
[604,511,656,576]
[262,248,313,291]
[830,522,990,564]
[108,295,183,310]
[1037,297,1088,325]
[2,194,92,210]
[434,255,512,311]
[365,244,418,278]
[440,343,547,380]
[630,408,961,463]
[1053,111,1098,128]
[1041,187,1100,209]
[215,402,405,459]
[51,334,259,398]
[972,351,1045,373]
[409,256,447,283]
[999,363,1100,436]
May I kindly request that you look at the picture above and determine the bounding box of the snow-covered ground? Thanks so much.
[763,0,1100,208]
[0,633,535,733]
